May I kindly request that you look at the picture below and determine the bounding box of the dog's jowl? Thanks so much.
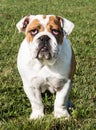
[16,15,76,119]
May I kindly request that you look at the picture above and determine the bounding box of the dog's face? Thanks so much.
[17,15,74,65]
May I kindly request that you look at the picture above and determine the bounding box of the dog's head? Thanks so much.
[16,15,74,65]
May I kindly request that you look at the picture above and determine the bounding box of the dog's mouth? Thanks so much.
[37,45,52,60]
[36,35,52,60]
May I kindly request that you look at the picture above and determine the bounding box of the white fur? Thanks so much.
[63,18,74,35]
[17,15,74,119]
[54,80,71,118]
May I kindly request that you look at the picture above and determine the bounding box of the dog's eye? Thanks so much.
[52,29,59,36]
[30,29,38,36]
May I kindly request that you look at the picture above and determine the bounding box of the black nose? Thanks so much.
[39,35,50,43]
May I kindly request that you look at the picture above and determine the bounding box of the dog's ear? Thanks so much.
[16,15,35,33]
[60,17,74,35]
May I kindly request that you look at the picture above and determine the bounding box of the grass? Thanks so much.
[0,0,96,129]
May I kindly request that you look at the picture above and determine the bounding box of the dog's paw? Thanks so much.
[30,111,44,120]
[54,109,70,119]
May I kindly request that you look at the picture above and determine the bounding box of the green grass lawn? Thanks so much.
[0,0,96,129]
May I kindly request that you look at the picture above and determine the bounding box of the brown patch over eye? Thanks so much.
[26,19,44,42]
[46,16,64,44]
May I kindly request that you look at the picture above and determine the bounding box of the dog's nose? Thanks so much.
[39,35,50,43]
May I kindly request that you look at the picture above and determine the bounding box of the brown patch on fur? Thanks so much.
[69,48,76,80]
[26,19,44,42]
[43,15,46,19]
[46,16,64,44]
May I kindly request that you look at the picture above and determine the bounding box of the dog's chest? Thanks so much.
[31,65,67,93]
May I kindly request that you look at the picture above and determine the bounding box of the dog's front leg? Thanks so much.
[54,79,71,118]
[24,86,44,119]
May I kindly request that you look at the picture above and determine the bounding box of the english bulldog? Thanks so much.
[16,15,76,119]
